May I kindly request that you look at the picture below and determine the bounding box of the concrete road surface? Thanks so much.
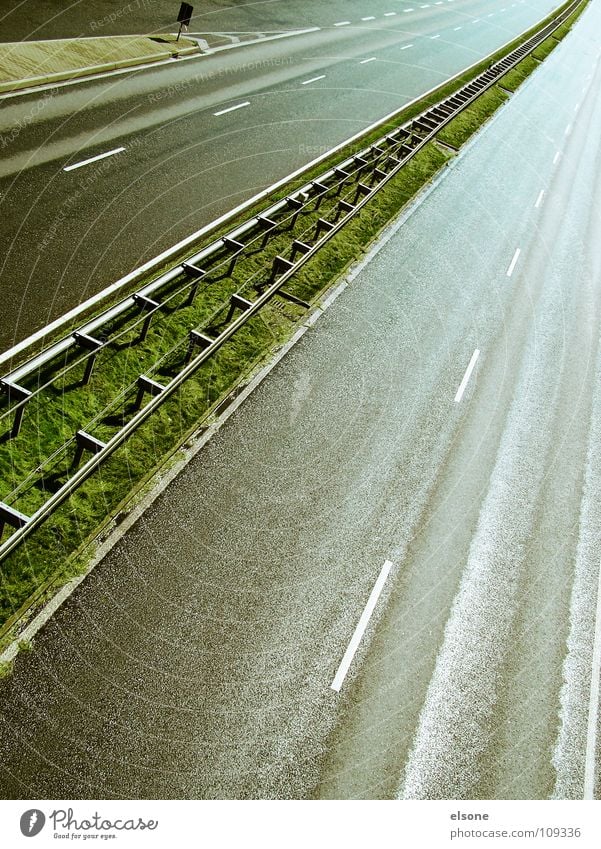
[0,0,559,350]
[0,0,599,800]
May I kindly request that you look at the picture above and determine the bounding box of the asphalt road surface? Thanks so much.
[0,0,560,351]
[0,0,561,40]
[0,0,600,800]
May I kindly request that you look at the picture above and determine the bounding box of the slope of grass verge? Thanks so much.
[0,35,198,92]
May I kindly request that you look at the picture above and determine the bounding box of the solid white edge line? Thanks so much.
[506,246,521,277]
[535,189,545,208]
[584,555,601,798]
[214,101,250,116]
[454,349,480,404]
[301,74,326,84]
[63,146,126,172]
[331,560,393,693]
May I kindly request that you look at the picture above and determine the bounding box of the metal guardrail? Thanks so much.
[0,0,585,563]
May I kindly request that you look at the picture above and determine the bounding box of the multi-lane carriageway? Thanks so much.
[0,0,600,800]
[0,0,561,351]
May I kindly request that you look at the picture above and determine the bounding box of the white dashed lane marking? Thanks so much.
[214,101,250,116]
[63,146,126,172]
[454,349,480,403]
[506,247,521,278]
[330,561,393,693]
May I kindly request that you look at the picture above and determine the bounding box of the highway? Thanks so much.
[0,0,599,800]
[0,0,560,351]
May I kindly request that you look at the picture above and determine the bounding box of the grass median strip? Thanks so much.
[0,0,589,647]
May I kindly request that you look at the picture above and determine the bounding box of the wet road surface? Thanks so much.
[0,0,599,801]
[0,0,558,350]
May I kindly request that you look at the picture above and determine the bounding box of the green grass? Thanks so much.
[532,35,560,62]
[0,0,589,639]
[437,87,509,149]
[499,55,540,91]
[0,143,450,631]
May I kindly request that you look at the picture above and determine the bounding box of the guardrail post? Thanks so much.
[333,168,350,196]
[285,197,303,229]
[72,430,106,468]
[333,199,356,223]
[223,238,245,276]
[133,293,160,342]
[353,182,371,204]
[184,330,213,364]
[225,294,254,324]
[134,375,166,411]
[0,379,32,439]
[73,332,103,385]
[182,262,207,306]
[257,215,277,249]
[313,218,335,241]
[0,502,29,542]
[311,181,330,210]
[269,256,295,285]
[352,156,369,180]
[370,167,388,187]
[290,240,312,262]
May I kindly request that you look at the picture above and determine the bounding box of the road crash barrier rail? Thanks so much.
[0,0,585,563]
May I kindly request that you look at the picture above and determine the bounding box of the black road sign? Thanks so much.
[177,2,194,27]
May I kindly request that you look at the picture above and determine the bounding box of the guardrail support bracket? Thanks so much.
[0,379,32,439]
[73,332,103,385]
[314,218,335,240]
[184,330,214,364]
[225,294,254,323]
[0,502,29,541]
[133,294,160,342]
[73,430,106,468]
[269,255,295,284]
[135,375,166,410]
[223,238,245,276]
[257,216,277,248]
[182,263,207,305]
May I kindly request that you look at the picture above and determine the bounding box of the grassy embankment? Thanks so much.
[0,34,198,93]
[0,0,588,651]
